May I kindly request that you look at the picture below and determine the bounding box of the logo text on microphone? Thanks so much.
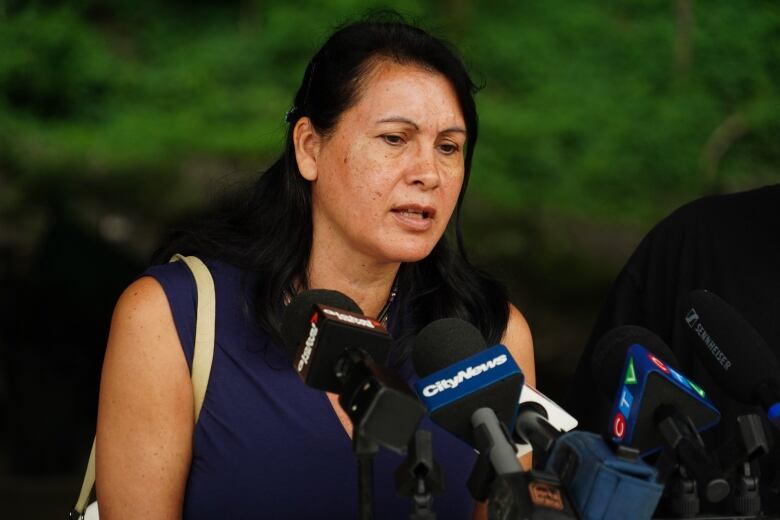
[297,322,319,372]
[685,307,732,371]
[422,354,508,397]
[322,308,377,329]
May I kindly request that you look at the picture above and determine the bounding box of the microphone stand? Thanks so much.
[660,460,701,518]
[719,414,769,516]
[655,404,730,505]
[336,349,426,520]
[354,433,378,520]
[395,430,444,520]
[657,414,772,519]
[467,408,577,520]
[734,461,761,516]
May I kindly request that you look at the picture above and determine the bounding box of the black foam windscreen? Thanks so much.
[280,289,361,359]
[413,317,487,377]
[412,318,523,446]
[591,325,679,399]
[680,289,779,403]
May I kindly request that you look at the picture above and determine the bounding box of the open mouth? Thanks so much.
[392,209,431,219]
[391,205,435,220]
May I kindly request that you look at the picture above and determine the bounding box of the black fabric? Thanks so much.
[567,184,780,514]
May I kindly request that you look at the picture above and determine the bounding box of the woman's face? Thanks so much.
[300,60,467,265]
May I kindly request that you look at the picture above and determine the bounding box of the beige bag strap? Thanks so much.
[73,440,97,517]
[171,254,217,421]
[72,255,216,517]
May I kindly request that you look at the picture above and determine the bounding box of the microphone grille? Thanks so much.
[413,318,487,377]
[681,289,779,401]
[591,325,678,398]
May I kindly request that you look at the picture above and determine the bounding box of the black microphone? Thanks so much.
[591,325,729,505]
[591,324,674,403]
[412,318,524,470]
[412,319,581,520]
[412,318,525,496]
[281,289,425,453]
[592,326,721,453]
[512,401,562,469]
[413,319,583,519]
[282,289,426,520]
[281,289,385,388]
[680,289,780,430]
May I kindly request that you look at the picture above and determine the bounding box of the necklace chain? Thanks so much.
[282,276,399,328]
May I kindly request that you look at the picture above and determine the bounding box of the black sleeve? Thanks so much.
[565,211,687,433]
[565,240,652,433]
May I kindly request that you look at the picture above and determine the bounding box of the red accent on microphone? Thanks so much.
[648,354,670,374]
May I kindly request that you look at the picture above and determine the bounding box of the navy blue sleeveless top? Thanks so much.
[144,259,477,519]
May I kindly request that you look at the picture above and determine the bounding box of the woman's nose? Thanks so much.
[407,147,440,189]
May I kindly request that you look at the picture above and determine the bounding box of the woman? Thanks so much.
[96,16,535,519]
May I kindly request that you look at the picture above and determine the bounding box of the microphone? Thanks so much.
[592,325,728,505]
[412,318,524,453]
[413,313,579,455]
[281,289,425,453]
[281,289,387,388]
[513,401,563,469]
[679,289,780,430]
[544,430,664,520]
[413,319,580,520]
[514,385,579,460]
[412,318,525,495]
[282,289,426,520]
[592,325,720,455]
[508,386,664,520]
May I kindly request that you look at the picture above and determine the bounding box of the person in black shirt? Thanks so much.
[568,184,780,514]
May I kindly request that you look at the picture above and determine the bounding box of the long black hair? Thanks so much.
[154,14,510,364]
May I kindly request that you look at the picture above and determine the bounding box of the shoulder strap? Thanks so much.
[72,255,216,517]
[170,254,216,421]
[72,440,97,518]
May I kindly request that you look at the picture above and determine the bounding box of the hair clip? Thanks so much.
[285,106,300,124]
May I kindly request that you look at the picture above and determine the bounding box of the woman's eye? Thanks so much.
[438,142,459,155]
[382,134,404,146]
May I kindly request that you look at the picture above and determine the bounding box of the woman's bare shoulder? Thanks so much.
[501,303,535,387]
[96,276,193,517]
[113,275,172,319]
[100,275,192,417]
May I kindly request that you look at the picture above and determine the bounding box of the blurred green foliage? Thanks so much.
[0,0,778,226]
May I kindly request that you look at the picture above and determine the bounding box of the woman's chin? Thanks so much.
[381,243,438,264]
[356,232,442,264]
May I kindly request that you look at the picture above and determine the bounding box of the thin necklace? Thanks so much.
[282,275,399,327]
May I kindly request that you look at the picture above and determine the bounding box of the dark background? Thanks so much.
[0,1,778,517]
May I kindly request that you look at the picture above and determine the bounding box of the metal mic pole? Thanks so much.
[354,433,377,520]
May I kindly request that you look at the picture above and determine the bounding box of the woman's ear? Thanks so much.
[293,117,321,181]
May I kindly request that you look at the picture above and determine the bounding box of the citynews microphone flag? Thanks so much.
[414,345,523,428]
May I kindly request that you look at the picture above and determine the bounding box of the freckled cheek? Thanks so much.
[349,157,392,201]
[340,143,396,221]
[440,180,464,221]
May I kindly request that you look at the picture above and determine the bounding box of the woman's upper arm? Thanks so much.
[96,275,194,519]
[501,303,535,473]
[502,303,535,387]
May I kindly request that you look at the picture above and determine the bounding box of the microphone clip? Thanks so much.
[394,430,445,520]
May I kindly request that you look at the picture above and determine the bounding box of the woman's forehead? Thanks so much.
[348,59,466,130]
